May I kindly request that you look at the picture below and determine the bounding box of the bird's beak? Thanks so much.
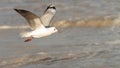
[56,27,61,33]
[58,30,60,33]
[57,29,61,33]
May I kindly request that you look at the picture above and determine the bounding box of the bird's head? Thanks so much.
[49,27,59,33]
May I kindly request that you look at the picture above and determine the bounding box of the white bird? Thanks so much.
[14,4,58,42]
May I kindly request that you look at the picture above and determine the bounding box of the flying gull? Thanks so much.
[14,4,58,42]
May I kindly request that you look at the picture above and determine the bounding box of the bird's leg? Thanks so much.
[24,36,33,42]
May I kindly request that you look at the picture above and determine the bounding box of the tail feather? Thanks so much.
[20,31,30,38]
[20,32,33,42]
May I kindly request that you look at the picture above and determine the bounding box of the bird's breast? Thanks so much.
[31,29,52,38]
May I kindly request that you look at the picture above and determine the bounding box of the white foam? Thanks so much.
[0,25,29,29]
[105,40,120,45]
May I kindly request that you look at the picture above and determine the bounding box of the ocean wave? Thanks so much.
[105,40,120,45]
[0,25,29,29]
[0,51,94,68]
[53,16,116,28]
[0,16,120,30]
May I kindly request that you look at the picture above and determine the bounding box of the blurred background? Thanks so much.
[0,0,120,68]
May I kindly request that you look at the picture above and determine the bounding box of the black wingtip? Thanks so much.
[47,4,56,9]
[14,9,18,12]
[14,8,29,13]
[14,9,22,13]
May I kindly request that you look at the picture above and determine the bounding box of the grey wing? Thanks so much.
[41,4,56,27]
[14,9,44,30]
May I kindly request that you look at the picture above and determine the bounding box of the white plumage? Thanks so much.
[14,4,58,42]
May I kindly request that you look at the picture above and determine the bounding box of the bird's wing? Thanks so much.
[40,4,56,27]
[14,9,44,30]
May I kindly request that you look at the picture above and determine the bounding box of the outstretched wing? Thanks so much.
[14,9,44,30]
[41,4,56,27]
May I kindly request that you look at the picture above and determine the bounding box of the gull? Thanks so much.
[14,4,58,42]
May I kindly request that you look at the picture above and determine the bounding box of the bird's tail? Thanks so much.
[20,31,30,38]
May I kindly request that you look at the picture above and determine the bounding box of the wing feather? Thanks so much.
[14,9,44,30]
[41,4,56,27]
